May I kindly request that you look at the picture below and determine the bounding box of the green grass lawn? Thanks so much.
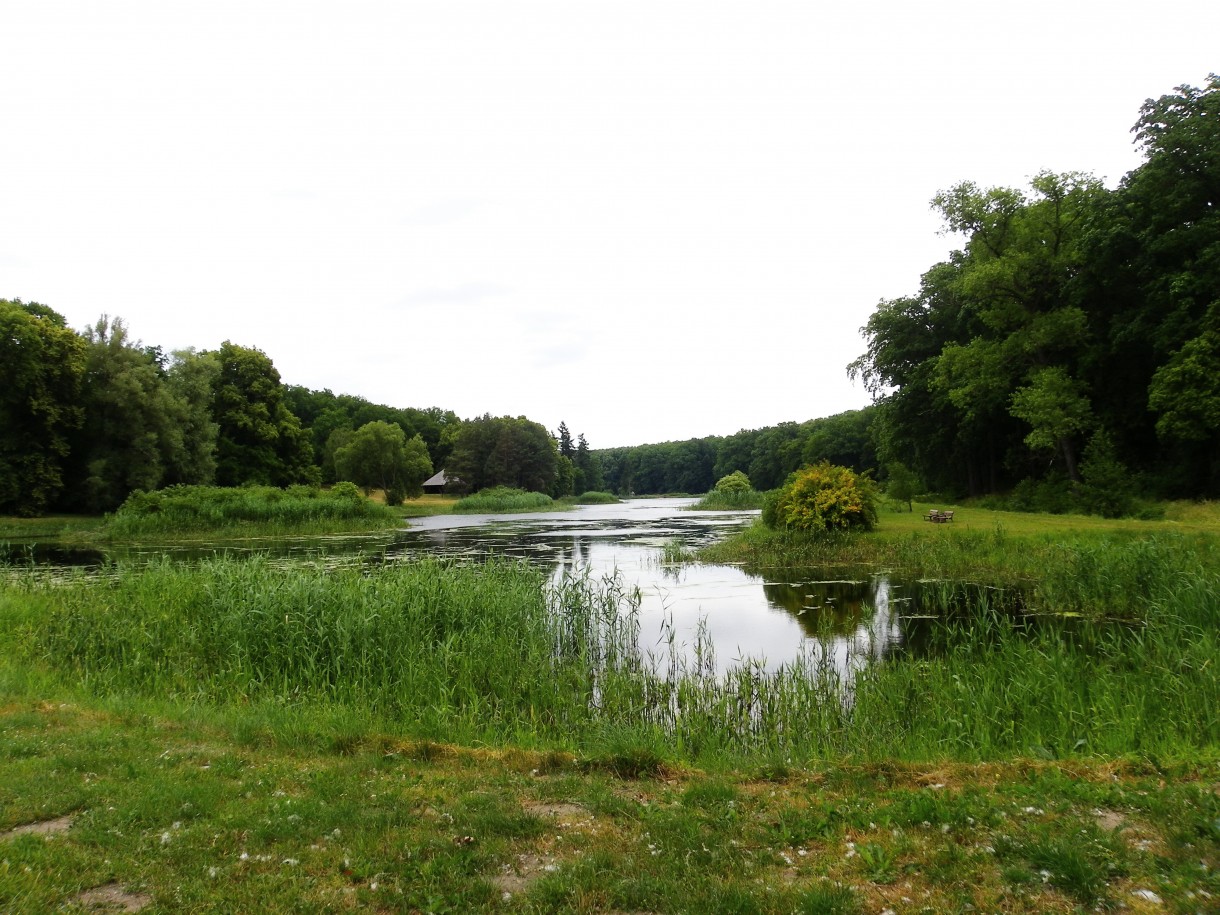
[2,697,1215,914]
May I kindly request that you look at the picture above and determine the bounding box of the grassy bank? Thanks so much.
[702,501,1220,616]
[392,492,461,517]
[100,485,402,540]
[2,505,1218,911]
[2,698,1215,913]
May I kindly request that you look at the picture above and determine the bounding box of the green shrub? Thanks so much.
[765,462,878,533]
[328,481,363,503]
[713,470,752,493]
[1077,430,1136,518]
[687,471,763,510]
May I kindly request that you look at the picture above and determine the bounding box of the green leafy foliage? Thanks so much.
[211,341,316,488]
[765,462,878,533]
[71,317,210,512]
[446,414,558,494]
[714,470,752,493]
[849,76,1220,501]
[884,462,920,511]
[0,300,87,515]
[1077,430,1136,518]
[333,421,432,506]
[1148,305,1220,442]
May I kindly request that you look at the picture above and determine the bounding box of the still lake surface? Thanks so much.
[401,499,916,675]
[7,498,946,676]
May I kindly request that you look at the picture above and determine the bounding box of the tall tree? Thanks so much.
[556,421,574,459]
[334,421,433,505]
[447,415,558,493]
[210,341,316,487]
[1125,75,1220,492]
[573,433,603,493]
[163,348,220,487]
[0,299,86,515]
[71,316,186,511]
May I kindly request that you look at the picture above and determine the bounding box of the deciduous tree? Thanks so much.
[334,421,432,505]
[210,341,316,487]
[0,299,86,515]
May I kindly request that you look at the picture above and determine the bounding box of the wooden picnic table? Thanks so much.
[924,509,954,523]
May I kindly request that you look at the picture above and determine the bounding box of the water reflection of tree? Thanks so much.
[760,576,934,667]
[761,579,873,638]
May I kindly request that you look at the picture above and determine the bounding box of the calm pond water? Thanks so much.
[5,498,956,676]
[398,499,920,675]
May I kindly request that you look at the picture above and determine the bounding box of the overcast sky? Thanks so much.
[2,2,1216,448]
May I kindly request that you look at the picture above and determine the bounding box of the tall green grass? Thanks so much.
[451,487,556,513]
[12,558,639,747]
[702,521,1218,620]
[5,534,1217,764]
[102,484,399,538]
[686,490,765,511]
[571,490,621,504]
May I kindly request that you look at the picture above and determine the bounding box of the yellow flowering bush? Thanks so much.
[764,462,878,533]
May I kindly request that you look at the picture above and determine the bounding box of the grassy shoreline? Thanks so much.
[701,501,1220,596]
[2,500,1218,911]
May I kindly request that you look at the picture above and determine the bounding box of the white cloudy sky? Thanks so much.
[2,2,1216,448]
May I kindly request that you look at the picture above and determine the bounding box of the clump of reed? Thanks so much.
[451,487,556,513]
[103,483,398,539]
[572,491,621,504]
[687,489,766,511]
[17,557,635,746]
[7,533,1217,764]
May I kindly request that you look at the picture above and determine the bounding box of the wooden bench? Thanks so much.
[924,510,954,523]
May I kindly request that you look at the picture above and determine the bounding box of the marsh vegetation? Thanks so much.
[3,498,1218,911]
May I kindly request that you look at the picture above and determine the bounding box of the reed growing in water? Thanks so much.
[686,489,766,511]
[101,483,399,539]
[451,487,556,514]
[6,529,1217,764]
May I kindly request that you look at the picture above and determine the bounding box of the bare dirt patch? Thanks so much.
[1092,808,1127,832]
[71,882,152,912]
[492,852,560,896]
[524,802,587,820]
[1,814,73,840]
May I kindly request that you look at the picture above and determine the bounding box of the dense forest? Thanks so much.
[850,75,1220,507]
[598,77,1220,510]
[595,408,876,496]
[0,306,615,515]
[3,76,1217,516]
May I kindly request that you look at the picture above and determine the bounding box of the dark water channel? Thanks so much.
[2,498,996,677]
